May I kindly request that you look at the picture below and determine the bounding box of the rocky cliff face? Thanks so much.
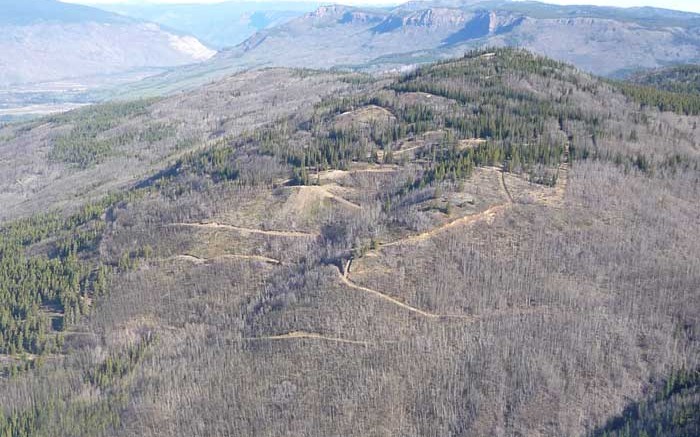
[104,0,700,101]
[220,1,700,77]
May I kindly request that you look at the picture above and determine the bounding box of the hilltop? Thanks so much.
[0,49,698,436]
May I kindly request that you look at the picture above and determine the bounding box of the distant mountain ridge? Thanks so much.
[114,0,700,99]
[220,0,700,76]
[0,0,215,87]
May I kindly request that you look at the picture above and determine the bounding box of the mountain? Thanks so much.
[0,0,216,88]
[94,1,322,49]
[220,0,700,76]
[0,48,699,436]
[120,0,700,97]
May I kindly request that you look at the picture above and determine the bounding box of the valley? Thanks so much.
[0,0,216,117]
[7,0,700,118]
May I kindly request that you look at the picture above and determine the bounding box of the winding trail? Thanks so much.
[500,170,515,204]
[381,203,510,248]
[240,301,558,346]
[331,196,362,210]
[168,158,571,334]
[378,167,516,249]
[338,267,557,323]
[339,262,561,323]
[336,160,573,323]
[336,167,526,321]
[172,254,282,265]
[292,185,362,210]
[393,144,424,156]
[168,222,317,238]
[338,267,476,321]
[351,167,400,174]
[243,331,372,346]
[172,254,207,264]
[554,143,570,203]
[315,167,400,182]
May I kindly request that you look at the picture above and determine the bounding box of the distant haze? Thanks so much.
[537,0,700,14]
[71,0,399,5]
[61,0,700,13]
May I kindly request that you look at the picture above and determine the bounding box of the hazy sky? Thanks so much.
[62,0,700,14]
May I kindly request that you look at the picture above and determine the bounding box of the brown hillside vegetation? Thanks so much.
[0,49,699,436]
[0,69,360,222]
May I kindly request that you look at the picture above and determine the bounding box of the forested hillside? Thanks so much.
[0,69,355,221]
[0,49,698,436]
[630,64,700,95]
